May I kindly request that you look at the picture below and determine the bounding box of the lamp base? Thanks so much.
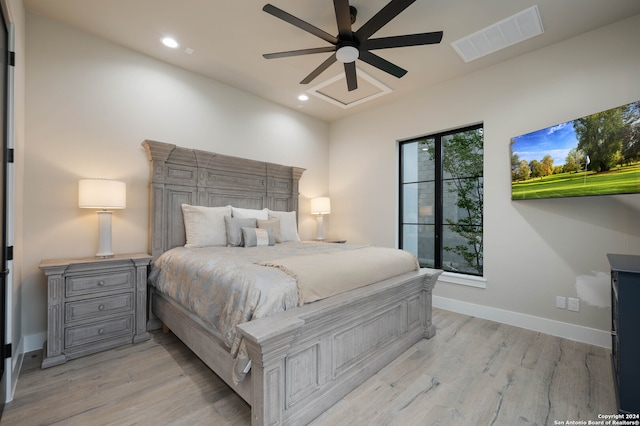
[95,254,115,259]
[96,210,115,258]
[315,215,325,241]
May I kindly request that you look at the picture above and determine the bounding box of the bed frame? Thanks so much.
[143,140,441,426]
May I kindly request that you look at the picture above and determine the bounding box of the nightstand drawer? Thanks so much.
[65,293,134,323]
[66,270,133,297]
[65,315,134,348]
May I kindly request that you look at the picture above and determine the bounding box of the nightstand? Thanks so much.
[39,253,152,368]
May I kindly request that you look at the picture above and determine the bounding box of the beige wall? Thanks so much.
[22,12,330,347]
[329,14,640,340]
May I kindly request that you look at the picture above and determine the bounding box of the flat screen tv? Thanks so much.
[510,100,640,200]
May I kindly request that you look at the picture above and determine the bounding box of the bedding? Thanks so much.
[257,219,281,243]
[181,204,231,247]
[231,206,269,220]
[224,216,257,247]
[259,246,419,303]
[148,242,419,381]
[267,209,300,241]
[242,227,275,247]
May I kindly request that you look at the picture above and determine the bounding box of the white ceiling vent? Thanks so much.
[308,68,392,109]
[451,5,544,63]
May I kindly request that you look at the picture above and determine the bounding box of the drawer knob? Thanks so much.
[98,328,104,335]
[98,280,105,286]
[98,304,105,311]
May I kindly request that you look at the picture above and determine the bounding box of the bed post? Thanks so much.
[142,140,177,260]
[239,317,304,426]
[291,167,304,215]
[422,268,441,339]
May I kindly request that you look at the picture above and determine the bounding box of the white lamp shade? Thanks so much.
[78,179,126,209]
[310,197,331,215]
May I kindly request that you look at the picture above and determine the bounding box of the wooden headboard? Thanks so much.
[142,140,306,259]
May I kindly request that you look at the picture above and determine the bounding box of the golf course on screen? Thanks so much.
[511,163,640,200]
[510,100,640,200]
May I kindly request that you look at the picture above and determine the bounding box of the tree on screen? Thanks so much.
[574,107,624,172]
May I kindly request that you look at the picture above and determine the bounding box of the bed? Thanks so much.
[142,140,442,426]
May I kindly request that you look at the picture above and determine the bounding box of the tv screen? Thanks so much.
[510,100,640,200]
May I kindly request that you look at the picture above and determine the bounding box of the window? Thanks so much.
[399,124,484,276]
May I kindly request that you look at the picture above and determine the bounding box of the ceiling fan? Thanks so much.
[262,0,443,92]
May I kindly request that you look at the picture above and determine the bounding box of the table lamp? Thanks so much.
[79,179,126,258]
[310,197,331,240]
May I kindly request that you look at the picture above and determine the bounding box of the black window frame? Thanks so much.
[399,123,484,276]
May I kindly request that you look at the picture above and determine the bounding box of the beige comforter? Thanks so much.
[258,246,419,303]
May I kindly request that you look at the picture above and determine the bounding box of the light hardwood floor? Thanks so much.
[1,308,617,425]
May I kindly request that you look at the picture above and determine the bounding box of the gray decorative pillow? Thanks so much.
[257,219,282,243]
[242,227,275,247]
[225,217,257,247]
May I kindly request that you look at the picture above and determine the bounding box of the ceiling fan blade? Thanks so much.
[365,32,443,50]
[263,4,338,45]
[344,62,358,91]
[300,54,338,84]
[359,50,407,78]
[355,0,416,40]
[333,0,352,39]
[264,46,336,59]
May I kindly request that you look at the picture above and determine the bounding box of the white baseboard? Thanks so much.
[23,332,46,354]
[8,336,25,403]
[433,296,612,349]
[2,336,24,403]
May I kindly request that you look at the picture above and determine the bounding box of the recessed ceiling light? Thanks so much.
[161,37,179,48]
[298,94,309,101]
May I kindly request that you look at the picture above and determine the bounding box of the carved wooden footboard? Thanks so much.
[151,266,440,426]
[237,267,441,426]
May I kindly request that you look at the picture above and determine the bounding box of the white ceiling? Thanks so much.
[23,0,640,122]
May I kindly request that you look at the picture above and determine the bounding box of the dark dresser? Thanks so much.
[607,253,640,414]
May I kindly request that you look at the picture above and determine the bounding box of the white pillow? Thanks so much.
[232,206,268,220]
[181,204,231,247]
[268,210,300,242]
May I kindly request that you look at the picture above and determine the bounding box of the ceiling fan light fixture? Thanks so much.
[336,45,359,64]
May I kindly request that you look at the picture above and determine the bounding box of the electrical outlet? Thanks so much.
[556,296,566,309]
[568,297,580,312]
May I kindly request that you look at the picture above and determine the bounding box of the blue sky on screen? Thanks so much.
[512,121,578,166]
